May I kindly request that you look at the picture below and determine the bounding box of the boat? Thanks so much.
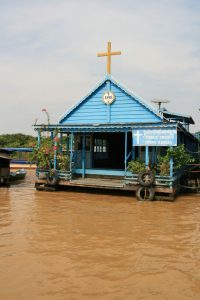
[10,169,27,181]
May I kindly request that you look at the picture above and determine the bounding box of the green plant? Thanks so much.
[128,160,146,174]
[31,138,54,169]
[31,135,70,171]
[158,144,194,176]
[57,154,70,171]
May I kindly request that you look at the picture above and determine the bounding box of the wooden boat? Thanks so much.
[10,169,27,181]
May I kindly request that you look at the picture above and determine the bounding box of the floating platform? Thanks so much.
[35,170,182,201]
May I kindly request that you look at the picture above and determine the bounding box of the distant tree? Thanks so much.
[0,134,37,148]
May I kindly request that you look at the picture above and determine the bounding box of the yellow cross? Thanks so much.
[97,41,121,75]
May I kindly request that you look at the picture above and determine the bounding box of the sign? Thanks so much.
[132,128,177,146]
[102,91,115,105]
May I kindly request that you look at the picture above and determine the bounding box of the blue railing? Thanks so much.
[36,169,71,181]
[124,166,188,188]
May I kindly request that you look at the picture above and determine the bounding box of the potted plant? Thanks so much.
[158,144,194,176]
[31,135,70,178]
[127,160,146,174]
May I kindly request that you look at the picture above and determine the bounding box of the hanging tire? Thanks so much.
[44,185,56,192]
[46,170,59,186]
[136,186,155,201]
[138,171,155,187]
[35,183,45,191]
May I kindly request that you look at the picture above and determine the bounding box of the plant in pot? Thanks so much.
[127,160,146,174]
[158,144,194,176]
[31,135,70,178]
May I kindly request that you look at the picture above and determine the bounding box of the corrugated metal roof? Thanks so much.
[34,122,176,132]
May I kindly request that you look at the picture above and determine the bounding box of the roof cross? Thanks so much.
[97,41,121,75]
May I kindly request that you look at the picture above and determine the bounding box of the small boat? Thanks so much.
[10,169,27,181]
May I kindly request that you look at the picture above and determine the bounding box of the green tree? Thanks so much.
[0,134,37,148]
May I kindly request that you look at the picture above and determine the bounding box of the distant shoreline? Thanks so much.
[10,163,36,170]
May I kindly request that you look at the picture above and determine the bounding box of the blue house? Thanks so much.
[34,43,199,199]
[59,75,172,176]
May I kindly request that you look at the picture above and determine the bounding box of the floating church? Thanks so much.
[34,42,199,200]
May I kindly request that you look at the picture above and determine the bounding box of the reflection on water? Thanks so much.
[0,170,200,300]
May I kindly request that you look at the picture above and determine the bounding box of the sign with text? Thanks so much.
[132,128,177,146]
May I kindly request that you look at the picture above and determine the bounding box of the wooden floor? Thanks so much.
[36,176,173,193]
[59,177,125,189]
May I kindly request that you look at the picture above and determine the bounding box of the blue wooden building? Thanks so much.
[34,43,199,199]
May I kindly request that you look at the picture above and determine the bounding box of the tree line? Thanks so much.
[0,134,37,148]
[0,131,199,148]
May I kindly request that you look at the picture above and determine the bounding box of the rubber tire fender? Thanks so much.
[138,171,155,187]
[136,186,155,201]
[35,183,45,191]
[44,185,56,192]
[46,170,59,186]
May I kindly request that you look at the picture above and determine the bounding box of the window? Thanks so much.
[94,138,108,159]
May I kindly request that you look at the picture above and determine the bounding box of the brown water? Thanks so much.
[0,171,200,300]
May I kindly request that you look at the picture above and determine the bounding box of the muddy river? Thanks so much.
[0,170,200,300]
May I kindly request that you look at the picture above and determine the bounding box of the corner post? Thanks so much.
[53,136,58,170]
[70,133,74,174]
[50,131,54,140]
[170,146,173,177]
[82,133,86,178]
[60,132,62,153]
[37,130,41,148]
[145,146,149,167]
[124,131,128,174]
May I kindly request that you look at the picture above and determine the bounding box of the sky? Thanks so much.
[0,0,200,135]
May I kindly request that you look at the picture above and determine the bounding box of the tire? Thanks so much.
[44,185,56,192]
[46,170,59,186]
[35,183,44,191]
[38,172,47,179]
[136,186,155,201]
[138,171,155,187]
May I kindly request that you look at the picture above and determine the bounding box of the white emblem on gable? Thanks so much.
[102,91,115,105]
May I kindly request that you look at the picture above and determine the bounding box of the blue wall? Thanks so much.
[60,78,161,125]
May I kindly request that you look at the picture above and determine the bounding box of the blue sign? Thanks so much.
[132,128,177,146]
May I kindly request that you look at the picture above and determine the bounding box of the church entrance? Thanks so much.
[93,132,125,170]
[74,132,132,174]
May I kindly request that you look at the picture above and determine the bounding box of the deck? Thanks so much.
[36,175,175,200]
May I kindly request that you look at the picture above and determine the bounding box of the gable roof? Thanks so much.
[160,108,195,125]
[59,75,162,124]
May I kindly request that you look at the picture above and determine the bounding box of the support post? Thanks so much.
[124,131,127,174]
[90,135,93,168]
[145,146,149,167]
[60,132,62,153]
[131,130,135,160]
[132,146,135,160]
[152,147,155,164]
[37,130,41,148]
[51,131,54,140]
[70,133,74,174]
[53,136,58,170]
[82,133,86,178]
[170,146,173,177]
[66,134,69,154]
[53,139,57,170]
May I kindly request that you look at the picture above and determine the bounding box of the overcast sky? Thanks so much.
[0,0,200,135]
